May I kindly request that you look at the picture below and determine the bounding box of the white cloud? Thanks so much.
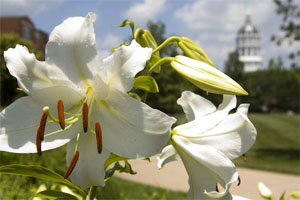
[96,33,123,58]
[0,0,61,16]
[125,0,166,25]
[173,0,295,69]
[100,33,123,50]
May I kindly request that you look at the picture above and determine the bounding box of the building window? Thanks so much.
[23,24,31,40]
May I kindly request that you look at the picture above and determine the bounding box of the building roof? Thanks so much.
[238,14,259,34]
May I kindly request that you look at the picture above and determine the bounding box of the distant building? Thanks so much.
[236,14,263,72]
[0,16,48,58]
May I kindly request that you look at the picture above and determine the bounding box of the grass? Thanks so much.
[234,113,300,175]
[0,113,299,199]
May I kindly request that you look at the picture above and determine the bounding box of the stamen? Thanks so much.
[82,102,88,132]
[36,111,48,156]
[36,127,42,156]
[242,154,247,162]
[237,176,241,186]
[57,100,65,129]
[64,151,79,179]
[216,183,219,192]
[95,122,102,154]
[38,112,48,141]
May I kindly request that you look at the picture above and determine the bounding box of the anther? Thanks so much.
[216,183,219,192]
[242,154,247,162]
[36,111,48,156]
[95,122,102,154]
[38,112,47,141]
[57,100,65,129]
[36,127,42,156]
[64,151,79,179]
[237,176,241,186]
[82,102,88,132]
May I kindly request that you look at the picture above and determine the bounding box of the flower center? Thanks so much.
[35,87,103,179]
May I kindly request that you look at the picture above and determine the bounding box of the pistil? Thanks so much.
[82,102,88,132]
[57,100,65,129]
[95,122,102,154]
[64,150,79,179]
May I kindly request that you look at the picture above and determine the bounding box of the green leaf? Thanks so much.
[0,164,86,197]
[288,191,300,200]
[280,191,286,200]
[133,75,159,93]
[104,153,129,169]
[33,190,78,200]
[104,160,137,182]
[114,19,135,37]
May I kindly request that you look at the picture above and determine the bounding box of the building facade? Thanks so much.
[236,14,263,72]
[0,16,48,57]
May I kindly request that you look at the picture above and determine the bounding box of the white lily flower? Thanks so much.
[157,91,257,199]
[0,13,176,189]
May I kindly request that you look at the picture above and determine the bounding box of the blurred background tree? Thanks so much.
[272,0,300,68]
[0,34,41,107]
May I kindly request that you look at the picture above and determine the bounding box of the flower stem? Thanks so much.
[147,57,175,75]
[152,36,181,54]
[86,186,97,200]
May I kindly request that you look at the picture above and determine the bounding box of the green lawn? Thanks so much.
[234,113,300,175]
[0,113,299,199]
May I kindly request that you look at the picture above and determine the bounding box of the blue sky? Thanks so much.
[1,0,297,71]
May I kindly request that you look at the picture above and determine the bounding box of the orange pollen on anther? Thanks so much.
[95,122,102,154]
[82,102,88,132]
[64,150,79,179]
[57,100,65,129]
[237,176,241,186]
[36,112,48,156]
[242,154,247,162]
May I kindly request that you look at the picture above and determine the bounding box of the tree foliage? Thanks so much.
[0,34,41,106]
[224,50,244,81]
[272,0,300,68]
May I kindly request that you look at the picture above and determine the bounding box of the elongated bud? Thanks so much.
[64,151,79,179]
[170,56,248,95]
[242,154,247,162]
[95,122,102,154]
[258,182,273,199]
[82,103,88,132]
[237,176,241,186]
[57,100,65,129]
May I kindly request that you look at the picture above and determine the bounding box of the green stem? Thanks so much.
[147,57,175,75]
[152,36,181,54]
[86,186,97,200]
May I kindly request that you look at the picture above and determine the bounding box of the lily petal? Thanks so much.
[66,133,110,189]
[46,12,102,88]
[177,90,216,121]
[103,40,152,93]
[190,104,257,160]
[0,97,79,153]
[30,85,84,109]
[174,95,236,137]
[173,135,238,199]
[157,145,180,168]
[94,88,176,158]
[4,45,68,94]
